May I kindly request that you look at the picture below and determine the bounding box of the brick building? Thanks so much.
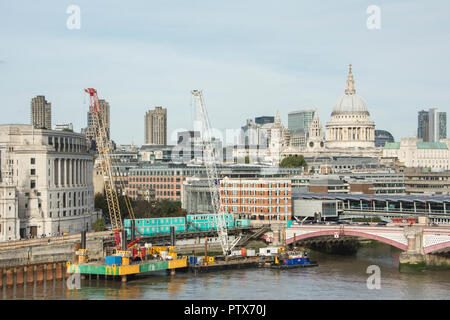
[220,178,291,222]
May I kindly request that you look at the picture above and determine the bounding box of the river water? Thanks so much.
[2,243,450,300]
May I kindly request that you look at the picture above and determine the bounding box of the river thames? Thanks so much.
[2,243,449,300]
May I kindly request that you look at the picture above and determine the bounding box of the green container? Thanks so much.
[139,261,169,273]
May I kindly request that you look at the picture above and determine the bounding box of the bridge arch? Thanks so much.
[424,240,450,254]
[286,230,408,251]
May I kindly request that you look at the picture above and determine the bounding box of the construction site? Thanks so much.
[0,88,294,290]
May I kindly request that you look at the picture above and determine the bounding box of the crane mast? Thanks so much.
[191,90,239,255]
[85,88,136,249]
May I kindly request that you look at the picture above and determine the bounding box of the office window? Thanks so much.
[31,158,35,164]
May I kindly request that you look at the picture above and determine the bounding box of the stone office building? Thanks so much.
[0,124,97,240]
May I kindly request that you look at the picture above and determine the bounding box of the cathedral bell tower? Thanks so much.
[306,108,325,151]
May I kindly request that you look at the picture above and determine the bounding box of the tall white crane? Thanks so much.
[191,90,240,255]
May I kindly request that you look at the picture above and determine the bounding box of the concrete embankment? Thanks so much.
[400,252,450,271]
[0,239,104,268]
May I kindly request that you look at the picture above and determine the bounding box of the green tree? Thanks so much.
[94,193,108,219]
[93,218,106,232]
[279,155,307,169]
[158,200,186,217]
[133,200,153,218]
[94,192,133,222]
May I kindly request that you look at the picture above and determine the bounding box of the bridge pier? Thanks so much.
[400,225,450,270]
[271,223,286,247]
[399,225,425,270]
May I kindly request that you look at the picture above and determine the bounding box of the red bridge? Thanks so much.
[285,224,450,255]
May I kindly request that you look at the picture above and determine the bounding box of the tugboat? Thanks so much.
[269,250,318,269]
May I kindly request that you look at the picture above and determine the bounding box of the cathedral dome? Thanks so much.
[332,93,368,115]
[331,64,369,116]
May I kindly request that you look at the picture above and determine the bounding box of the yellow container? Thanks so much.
[201,256,215,265]
[169,252,177,259]
[167,246,176,253]
[168,257,187,269]
[117,250,131,257]
[119,265,140,275]
[122,257,130,266]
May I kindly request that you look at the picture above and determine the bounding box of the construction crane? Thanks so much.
[191,90,240,255]
[85,88,139,249]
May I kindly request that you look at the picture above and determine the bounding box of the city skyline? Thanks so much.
[1,1,450,145]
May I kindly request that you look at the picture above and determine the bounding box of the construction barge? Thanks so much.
[66,237,318,282]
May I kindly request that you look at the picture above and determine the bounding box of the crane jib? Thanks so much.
[85,88,137,249]
[191,90,241,255]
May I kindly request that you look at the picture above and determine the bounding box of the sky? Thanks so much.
[0,0,449,145]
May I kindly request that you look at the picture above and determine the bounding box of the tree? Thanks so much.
[96,192,187,221]
[280,155,307,169]
[133,200,154,218]
[93,218,106,232]
[94,192,133,222]
[94,193,108,220]
[156,200,186,217]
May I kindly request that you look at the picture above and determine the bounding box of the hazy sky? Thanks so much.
[1,1,449,145]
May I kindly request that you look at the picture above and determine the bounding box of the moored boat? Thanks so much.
[269,250,318,269]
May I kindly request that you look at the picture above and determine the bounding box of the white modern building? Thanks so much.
[0,124,98,240]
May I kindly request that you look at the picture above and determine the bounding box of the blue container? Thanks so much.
[105,256,122,266]
[188,256,198,265]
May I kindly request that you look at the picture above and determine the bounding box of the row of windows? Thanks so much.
[130,190,181,197]
[221,183,290,188]
[136,218,184,224]
[130,184,181,190]
[47,136,88,153]
[131,170,204,176]
[221,190,289,196]
[222,198,290,204]
[223,206,290,213]
[48,208,89,218]
[406,176,449,181]
[131,177,183,183]
[407,184,450,189]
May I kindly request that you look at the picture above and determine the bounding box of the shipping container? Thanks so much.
[231,250,241,256]
[259,247,279,256]
[105,256,122,266]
